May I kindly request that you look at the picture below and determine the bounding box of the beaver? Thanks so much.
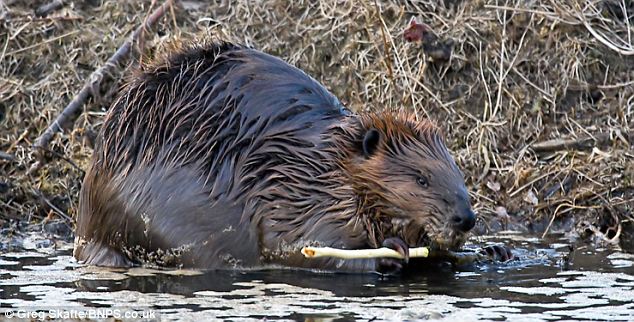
[73,41,485,273]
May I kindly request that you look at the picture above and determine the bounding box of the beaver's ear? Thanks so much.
[362,128,380,158]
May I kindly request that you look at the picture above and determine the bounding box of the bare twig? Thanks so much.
[6,15,83,23]
[547,0,634,56]
[32,0,174,155]
[581,19,634,56]
[5,30,80,56]
[35,0,65,17]
[31,189,72,223]
[531,131,630,153]
[31,146,85,175]
[0,151,15,161]
[372,1,395,85]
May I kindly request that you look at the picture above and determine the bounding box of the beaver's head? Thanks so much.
[347,112,475,251]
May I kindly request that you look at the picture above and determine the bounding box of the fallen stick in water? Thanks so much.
[301,246,429,259]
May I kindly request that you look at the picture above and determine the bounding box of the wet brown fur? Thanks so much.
[74,41,474,272]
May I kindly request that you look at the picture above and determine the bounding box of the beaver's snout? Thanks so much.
[448,188,476,232]
[451,208,476,232]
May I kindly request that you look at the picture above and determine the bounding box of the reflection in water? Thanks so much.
[1,233,633,321]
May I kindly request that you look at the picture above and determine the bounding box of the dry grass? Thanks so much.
[0,0,632,247]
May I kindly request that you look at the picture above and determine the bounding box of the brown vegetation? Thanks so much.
[0,0,632,248]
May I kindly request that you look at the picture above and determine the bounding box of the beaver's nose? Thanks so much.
[451,208,476,232]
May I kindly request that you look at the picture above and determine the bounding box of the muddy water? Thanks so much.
[1,232,633,321]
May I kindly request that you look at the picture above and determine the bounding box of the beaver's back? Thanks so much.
[101,42,349,183]
[75,42,350,268]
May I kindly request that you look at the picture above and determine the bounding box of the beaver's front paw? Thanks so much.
[478,244,514,262]
[376,237,409,275]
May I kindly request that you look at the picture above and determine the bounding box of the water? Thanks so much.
[1,231,633,321]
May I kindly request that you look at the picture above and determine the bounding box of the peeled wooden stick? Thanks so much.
[301,246,429,260]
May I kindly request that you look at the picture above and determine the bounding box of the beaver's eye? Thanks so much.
[417,175,429,188]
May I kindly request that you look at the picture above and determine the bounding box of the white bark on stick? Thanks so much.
[301,246,429,259]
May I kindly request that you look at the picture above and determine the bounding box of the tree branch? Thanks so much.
[32,0,174,155]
